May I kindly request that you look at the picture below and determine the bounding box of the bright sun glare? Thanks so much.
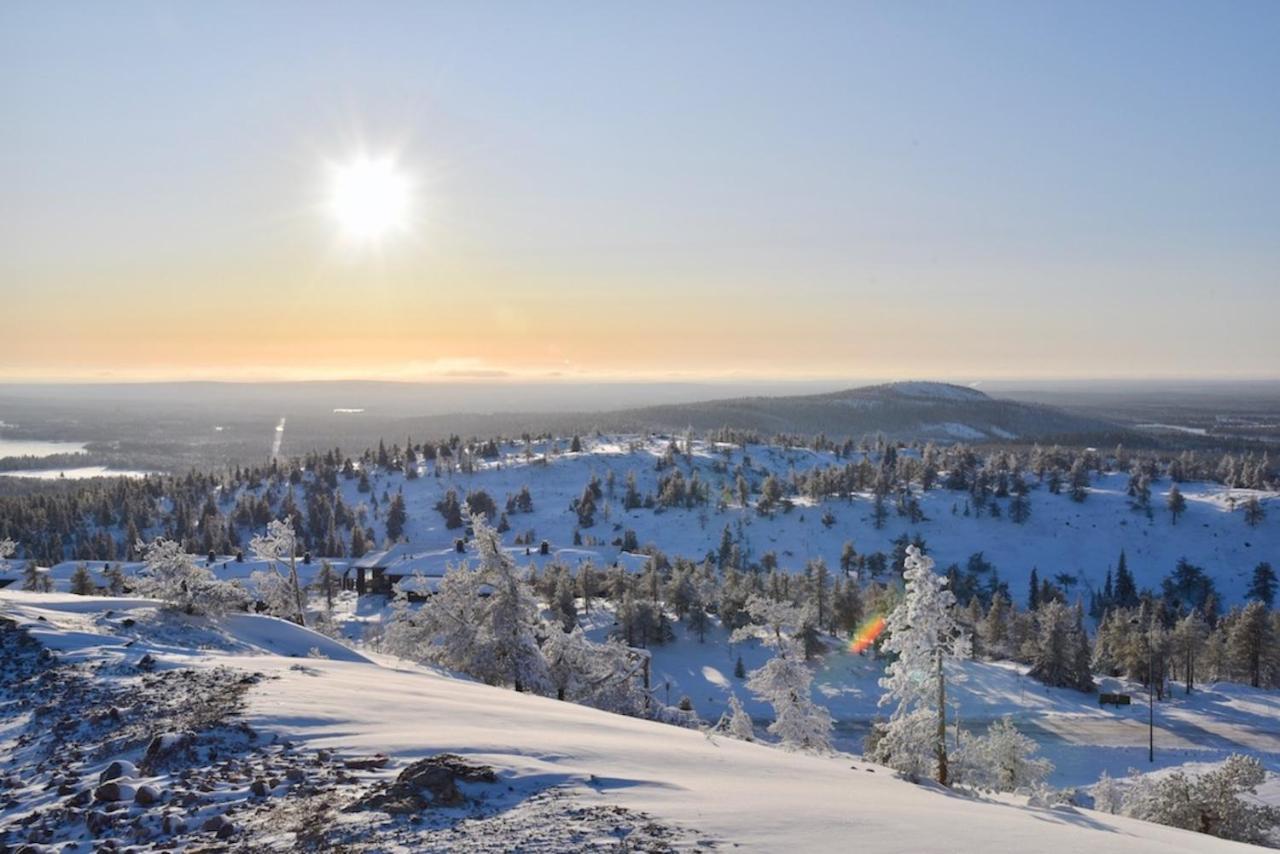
[326,155,412,242]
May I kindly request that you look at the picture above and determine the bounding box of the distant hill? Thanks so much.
[573,381,1124,442]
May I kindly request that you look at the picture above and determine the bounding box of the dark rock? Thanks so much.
[285,768,305,783]
[250,779,269,797]
[141,731,194,773]
[348,754,498,814]
[99,760,138,784]
[137,654,156,671]
[342,753,390,771]
[134,784,161,806]
[94,781,133,802]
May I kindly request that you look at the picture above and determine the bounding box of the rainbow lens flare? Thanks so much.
[848,616,886,654]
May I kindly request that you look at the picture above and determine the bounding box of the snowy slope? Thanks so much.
[0,591,1261,853]
[309,438,1277,605]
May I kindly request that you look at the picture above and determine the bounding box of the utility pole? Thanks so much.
[1141,624,1156,764]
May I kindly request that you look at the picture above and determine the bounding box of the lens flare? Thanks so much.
[848,615,886,654]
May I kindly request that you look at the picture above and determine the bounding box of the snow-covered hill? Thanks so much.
[315,437,1275,605]
[0,591,1263,852]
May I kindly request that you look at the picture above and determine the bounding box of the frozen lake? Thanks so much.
[0,436,88,459]
[0,466,152,480]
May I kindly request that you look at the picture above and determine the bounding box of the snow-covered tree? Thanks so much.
[70,563,95,595]
[876,545,970,784]
[249,518,306,625]
[22,560,51,592]
[388,512,549,694]
[135,537,247,615]
[543,625,656,716]
[1118,755,1280,844]
[0,537,15,571]
[732,595,833,753]
[954,716,1053,792]
[716,692,755,742]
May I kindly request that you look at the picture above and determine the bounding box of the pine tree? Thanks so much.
[1114,551,1138,609]
[1242,497,1265,528]
[1247,562,1277,607]
[876,546,970,784]
[387,512,549,694]
[1167,484,1186,525]
[386,493,408,541]
[102,563,127,596]
[1227,602,1273,688]
[70,563,94,595]
[731,596,833,753]
[1171,611,1208,693]
[1027,567,1040,611]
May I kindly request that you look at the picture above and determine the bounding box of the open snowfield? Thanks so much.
[1,590,1270,852]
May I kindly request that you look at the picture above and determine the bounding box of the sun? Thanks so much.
[326,155,412,242]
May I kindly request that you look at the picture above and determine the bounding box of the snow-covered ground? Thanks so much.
[1,590,1268,852]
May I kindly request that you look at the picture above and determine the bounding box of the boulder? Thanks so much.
[99,760,138,784]
[133,784,161,806]
[93,781,134,802]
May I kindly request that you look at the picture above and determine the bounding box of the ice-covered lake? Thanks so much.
[0,436,88,459]
[0,466,152,480]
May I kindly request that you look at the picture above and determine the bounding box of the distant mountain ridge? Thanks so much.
[579,380,1123,441]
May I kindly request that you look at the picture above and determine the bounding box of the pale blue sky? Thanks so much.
[2,1,1278,380]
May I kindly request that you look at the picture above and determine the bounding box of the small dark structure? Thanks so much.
[1099,692,1132,707]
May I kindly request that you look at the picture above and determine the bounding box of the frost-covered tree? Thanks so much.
[388,512,549,694]
[717,692,755,742]
[135,537,247,615]
[732,596,833,753]
[543,625,654,716]
[1171,610,1209,693]
[0,537,15,571]
[249,518,306,625]
[954,716,1053,792]
[876,545,970,784]
[1117,756,1280,844]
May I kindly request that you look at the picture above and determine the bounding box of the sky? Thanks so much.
[2,1,1278,383]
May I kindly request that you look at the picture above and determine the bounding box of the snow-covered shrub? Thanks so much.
[715,693,755,742]
[731,596,833,753]
[1091,771,1122,814]
[952,717,1053,793]
[1117,756,1280,845]
[134,537,248,616]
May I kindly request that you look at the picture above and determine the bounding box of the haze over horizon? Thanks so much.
[4,1,1278,383]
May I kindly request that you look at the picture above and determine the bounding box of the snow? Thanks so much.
[1,589,1263,853]
[881,382,989,402]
